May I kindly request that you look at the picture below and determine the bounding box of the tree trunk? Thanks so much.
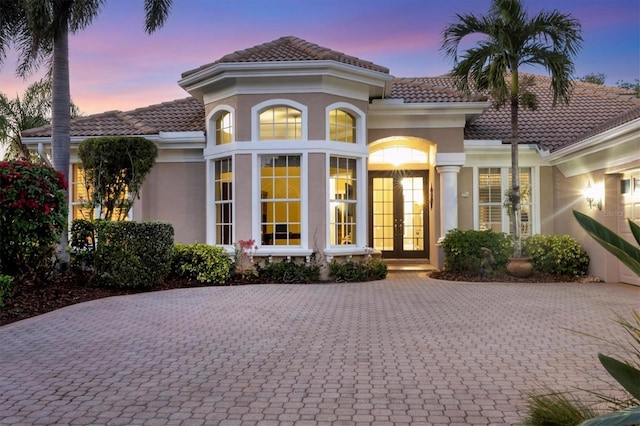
[510,72,522,258]
[51,13,71,268]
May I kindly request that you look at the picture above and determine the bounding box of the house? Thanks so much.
[21,36,640,285]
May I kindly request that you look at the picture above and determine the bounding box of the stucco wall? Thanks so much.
[457,167,474,230]
[232,93,369,142]
[539,166,554,235]
[552,167,619,281]
[368,128,464,153]
[136,162,206,244]
[308,153,327,252]
[234,154,253,242]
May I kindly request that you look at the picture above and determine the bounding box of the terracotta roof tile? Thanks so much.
[22,97,204,138]
[474,76,638,152]
[181,36,390,78]
[390,78,487,103]
[408,74,639,152]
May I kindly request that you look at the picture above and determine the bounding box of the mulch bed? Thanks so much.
[0,271,207,327]
[0,269,603,327]
[428,269,604,283]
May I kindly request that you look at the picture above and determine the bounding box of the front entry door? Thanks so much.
[369,171,428,259]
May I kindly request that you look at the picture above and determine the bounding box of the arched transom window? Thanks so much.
[215,111,233,145]
[329,109,356,143]
[369,146,427,165]
[259,106,302,140]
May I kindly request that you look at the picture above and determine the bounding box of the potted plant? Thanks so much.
[504,186,534,277]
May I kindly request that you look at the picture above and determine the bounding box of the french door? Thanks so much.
[369,171,428,258]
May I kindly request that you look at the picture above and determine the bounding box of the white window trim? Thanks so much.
[325,102,367,145]
[207,155,235,248]
[69,163,133,227]
[251,152,309,254]
[251,99,309,142]
[205,105,235,148]
[472,165,540,235]
[325,155,367,249]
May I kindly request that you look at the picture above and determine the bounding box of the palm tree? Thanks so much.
[441,0,582,257]
[0,79,81,161]
[0,0,172,265]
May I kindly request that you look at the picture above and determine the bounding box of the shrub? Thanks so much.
[0,160,67,282]
[440,229,512,273]
[93,221,174,288]
[524,391,596,426]
[256,259,320,283]
[171,243,231,285]
[69,219,97,270]
[0,274,13,308]
[329,258,388,282]
[523,234,590,276]
[78,136,157,220]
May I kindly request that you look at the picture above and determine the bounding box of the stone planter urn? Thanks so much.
[506,257,534,278]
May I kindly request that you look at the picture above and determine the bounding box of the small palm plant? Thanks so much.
[524,212,640,426]
[573,210,640,277]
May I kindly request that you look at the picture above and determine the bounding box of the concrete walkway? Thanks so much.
[1,273,638,425]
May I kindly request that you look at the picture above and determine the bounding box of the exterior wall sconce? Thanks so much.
[584,182,602,211]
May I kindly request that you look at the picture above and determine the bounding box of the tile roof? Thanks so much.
[390,78,487,103]
[181,36,390,78]
[398,75,639,152]
[22,34,638,155]
[21,97,204,138]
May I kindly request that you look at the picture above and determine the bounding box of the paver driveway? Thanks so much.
[1,273,638,425]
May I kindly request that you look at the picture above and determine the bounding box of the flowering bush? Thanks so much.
[233,239,258,277]
[0,161,67,281]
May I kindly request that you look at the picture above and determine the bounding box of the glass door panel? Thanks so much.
[370,171,428,258]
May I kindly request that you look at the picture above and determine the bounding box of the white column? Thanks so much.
[435,152,465,242]
[436,165,461,240]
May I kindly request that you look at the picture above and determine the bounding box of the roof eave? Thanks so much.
[178,60,394,101]
[368,100,491,118]
[542,118,640,163]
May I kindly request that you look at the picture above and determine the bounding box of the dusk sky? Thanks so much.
[0,0,638,115]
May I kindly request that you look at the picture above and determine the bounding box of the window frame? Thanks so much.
[70,163,132,223]
[328,156,358,247]
[213,157,234,246]
[325,102,366,145]
[473,166,537,236]
[206,106,235,147]
[251,99,308,141]
[253,153,308,250]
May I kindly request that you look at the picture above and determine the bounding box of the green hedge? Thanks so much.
[523,234,590,276]
[256,259,320,283]
[329,258,388,282]
[92,221,174,288]
[0,274,13,308]
[440,229,512,272]
[171,243,231,285]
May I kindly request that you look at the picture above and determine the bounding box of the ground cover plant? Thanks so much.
[524,311,640,426]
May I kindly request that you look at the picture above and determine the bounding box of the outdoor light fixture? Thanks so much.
[584,182,602,211]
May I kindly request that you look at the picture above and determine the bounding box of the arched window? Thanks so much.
[215,111,233,145]
[329,109,356,143]
[259,106,302,140]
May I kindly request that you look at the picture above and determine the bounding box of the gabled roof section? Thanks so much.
[408,74,639,152]
[21,97,204,138]
[181,36,390,79]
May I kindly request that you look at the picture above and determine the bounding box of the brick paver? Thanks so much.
[1,273,638,425]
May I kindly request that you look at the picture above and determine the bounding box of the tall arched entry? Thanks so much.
[368,138,434,259]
